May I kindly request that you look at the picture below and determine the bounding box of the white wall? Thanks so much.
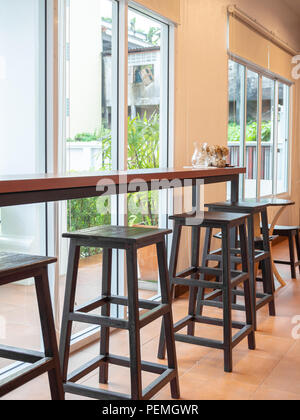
[0,0,46,255]
[0,0,45,175]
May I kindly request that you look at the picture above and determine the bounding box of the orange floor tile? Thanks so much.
[1,240,300,400]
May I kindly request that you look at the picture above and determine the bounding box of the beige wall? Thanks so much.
[135,0,181,23]
[173,0,300,268]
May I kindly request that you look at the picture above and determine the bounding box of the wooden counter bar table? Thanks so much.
[0,167,245,207]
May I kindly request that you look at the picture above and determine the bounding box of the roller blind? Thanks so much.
[229,15,293,81]
[134,0,180,24]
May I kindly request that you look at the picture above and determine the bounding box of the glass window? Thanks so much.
[260,77,275,197]
[0,0,46,372]
[228,59,290,199]
[228,61,244,168]
[276,83,289,194]
[245,70,259,199]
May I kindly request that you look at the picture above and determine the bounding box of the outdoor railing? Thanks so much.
[228,142,273,180]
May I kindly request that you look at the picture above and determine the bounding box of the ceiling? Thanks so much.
[284,0,300,18]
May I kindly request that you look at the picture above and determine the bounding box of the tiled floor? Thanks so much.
[1,240,300,400]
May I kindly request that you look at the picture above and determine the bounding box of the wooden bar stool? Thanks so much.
[203,201,275,330]
[59,226,180,401]
[158,212,255,373]
[0,252,64,400]
[270,226,300,279]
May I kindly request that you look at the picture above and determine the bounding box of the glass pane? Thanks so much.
[245,70,259,199]
[60,0,117,337]
[65,0,115,172]
[260,77,274,197]
[276,83,289,194]
[0,0,46,371]
[127,9,167,298]
[228,60,244,167]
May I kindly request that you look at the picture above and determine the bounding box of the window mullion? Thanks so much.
[257,76,262,199]
[118,0,128,171]
[116,0,128,312]
[242,67,247,200]
[273,80,279,195]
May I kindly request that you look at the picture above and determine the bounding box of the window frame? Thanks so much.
[228,53,293,200]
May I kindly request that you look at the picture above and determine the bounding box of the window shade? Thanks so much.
[134,0,180,24]
[229,15,293,81]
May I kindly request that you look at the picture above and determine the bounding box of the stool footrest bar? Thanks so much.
[0,358,54,397]
[193,315,247,330]
[64,382,131,401]
[142,369,176,400]
[69,312,129,329]
[139,304,170,329]
[68,355,106,383]
[0,345,45,364]
[174,333,224,350]
[232,325,253,348]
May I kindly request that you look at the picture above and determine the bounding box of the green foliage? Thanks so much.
[67,197,111,258]
[67,126,111,144]
[228,121,272,143]
[147,27,161,45]
[127,113,159,170]
[67,113,160,256]
[127,112,160,227]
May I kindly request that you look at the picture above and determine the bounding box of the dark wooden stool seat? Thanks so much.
[264,225,300,279]
[0,252,64,400]
[60,226,180,400]
[158,211,255,373]
[204,201,275,329]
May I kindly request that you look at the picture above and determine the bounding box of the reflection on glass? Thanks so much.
[245,70,259,199]
[260,77,274,197]
[0,0,46,371]
[65,0,114,172]
[276,83,289,194]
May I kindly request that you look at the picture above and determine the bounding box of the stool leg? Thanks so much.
[158,221,182,360]
[59,241,80,383]
[35,268,64,400]
[295,231,300,275]
[288,232,296,279]
[196,227,212,317]
[239,224,255,351]
[99,248,112,384]
[187,226,201,336]
[222,225,233,373]
[261,209,276,317]
[247,215,257,330]
[157,240,180,399]
[126,245,142,400]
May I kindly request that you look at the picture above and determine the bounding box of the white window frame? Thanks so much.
[228,54,293,200]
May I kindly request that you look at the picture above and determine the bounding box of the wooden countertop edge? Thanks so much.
[0,167,245,194]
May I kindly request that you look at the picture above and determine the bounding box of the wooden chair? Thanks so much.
[0,252,64,400]
[157,211,255,373]
[272,225,300,279]
[59,225,180,400]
